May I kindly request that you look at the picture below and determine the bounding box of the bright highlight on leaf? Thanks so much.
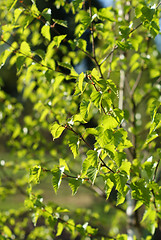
[41,24,51,41]
[50,122,65,140]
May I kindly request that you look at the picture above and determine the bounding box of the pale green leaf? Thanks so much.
[53,18,68,28]
[114,172,127,193]
[53,35,67,48]
[87,166,98,184]
[59,158,70,172]
[72,0,84,12]
[29,165,41,184]
[50,123,65,140]
[69,178,82,195]
[0,49,12,69]
[68,135,79,158]
[14,8,23,22]
[41,25,51,41]
[77,39,87,52]
[101,115,118,130]
[3,226,12,237]
[78,72,85,92]
[82,150,98,177]
[52,166,64,193]
[12,124,21,139]
[20,41,31,55]
[98,8,115,22]
[90,90,102,108]
[105,178,114,200]
[131,179,151,206]
[56,222,64,236]
[120,161,131,176]
[80,99,91,119]
[53,74,64,91]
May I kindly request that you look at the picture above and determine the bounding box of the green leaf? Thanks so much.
[7,0,18,11]
[69,178,82,195]
[80,99,91,119]
[41,25,51,41]
[42,8,51,22]
[20,41,31,55]
[119,26,130,38]
[3,226,12,237]
[0,49,12,69]
[29,165,41,184]
[78,72,85,93]
[90,90,102,109]
[14,8,23,22]
[72,0,84,12]
[120,161,131,176]
[98,7,115,22]
[53,18,68,28]
[52,166,64,193]
[141,6,155,22]
[117,41,132,50]
[77,39,87,52]
[53,74,64,91]
[142,158,156,182]
[68,135,79,158]
[143,133,158,148]
[59,158,70,172]
[105,178,114,200]
[114,172,127,193]
[32,209,42,226]
[12,124,21,139]
[131,179,151,206]
[53,35,67,48]
[101,115,118,130]
[56,222,64,236]
[50,122,65,140]
[87,166,98,184]
[82,150,98,177]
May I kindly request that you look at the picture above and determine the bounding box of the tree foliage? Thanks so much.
[0,0,161,239]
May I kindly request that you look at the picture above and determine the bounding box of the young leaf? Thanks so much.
[42,8,51,22]
[59,158,70,172]
[29,165,41,184]
[72,0,84,12]
[69,178,82,195]
[41,24,51,41]
[105,178,114,200]
[90,90,102,109]
[53,35,67,48]
[82,150,98,177]
[80,99,91,119]
[53,18,68,28]
[56,222,64,236]
[78,72,85,93]
[98,8,115,22]
[52,166,64,193]
[114,172,127,194]
[131,179,151,206]
[53,74,64,91]
[50,122,65,140]
[141,6,155,22]
[20,41,31,55]
[68,135,79,159]
[101,115,118,130]
[87,166,98,184]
